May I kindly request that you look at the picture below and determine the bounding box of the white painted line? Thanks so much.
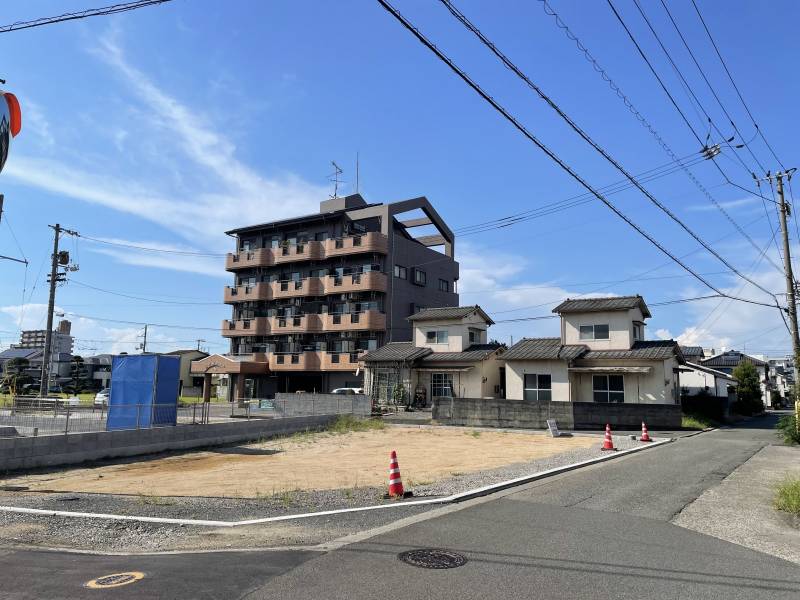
[0,438,672,528]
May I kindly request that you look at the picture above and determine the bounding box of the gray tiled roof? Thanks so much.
[581,340,680,360]
[419,344,503,363]
[701,351,767,368]
[680,345,705,358]
[0,348,41,361]
[502,338,588,361]
[552,295,651,318]
[360,343,432,363]
[407,305,494,325]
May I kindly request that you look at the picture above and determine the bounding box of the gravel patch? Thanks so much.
[0,433,649,552]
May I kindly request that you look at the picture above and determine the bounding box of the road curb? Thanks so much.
[0,438,673,529]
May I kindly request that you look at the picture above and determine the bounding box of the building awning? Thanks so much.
[568,366,652,374]
[190,353,268,375]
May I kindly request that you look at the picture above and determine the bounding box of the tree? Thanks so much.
[1,357,33,395]
[732,361,764,416]
[64,356,89,394]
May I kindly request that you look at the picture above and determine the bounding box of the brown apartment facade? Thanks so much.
[192,193,459,399]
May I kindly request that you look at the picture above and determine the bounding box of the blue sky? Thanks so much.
[0,0,797,357]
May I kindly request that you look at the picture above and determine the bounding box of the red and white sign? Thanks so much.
[0,91,22,175]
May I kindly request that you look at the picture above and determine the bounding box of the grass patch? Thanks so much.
[328,415,386,434]
[777,415,800,445]
[466,430,482,438]
[682,413,718,430]
[774,478,800,516]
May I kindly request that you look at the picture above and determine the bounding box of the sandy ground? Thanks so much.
[673,444,800,565]
[2,426,596,498]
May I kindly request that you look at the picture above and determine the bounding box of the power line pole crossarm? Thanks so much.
[774,171,800,432]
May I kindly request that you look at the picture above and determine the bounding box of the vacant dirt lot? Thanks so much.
[3,427,596,498]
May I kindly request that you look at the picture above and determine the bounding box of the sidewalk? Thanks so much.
[673,443,800,565]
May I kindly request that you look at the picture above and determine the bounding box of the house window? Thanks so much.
[426,330,449,344]
[633,323,644,341]
[431,373,454,398]
[394,265,407,279]
[593,375,624,403]
[523,374,552,402]
[438,279,449,292]
[468,328,482,344]
[579,324,610,340]
[412,268,427,286]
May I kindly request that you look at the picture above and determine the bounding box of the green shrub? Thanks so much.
[774,478,800,515]
[731,361,765,416]
[682,413,718,430]
[328,414,385,434]
[777,415,800,445]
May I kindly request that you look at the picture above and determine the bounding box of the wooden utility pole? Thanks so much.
[774,170,800,432]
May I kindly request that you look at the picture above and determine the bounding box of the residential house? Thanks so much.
[700,351,769,406]
[192,193,459,401]
[361,306,504,407]
[165,350,209,397]
[503,296,684,404]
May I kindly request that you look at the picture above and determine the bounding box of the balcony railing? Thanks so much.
[221,311,385,337]
[225,272,388,303]
[267,351,365,372]
[226,232,388,271]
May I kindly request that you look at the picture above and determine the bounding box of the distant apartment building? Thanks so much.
[15,319,74,354]
[192,193,459,399]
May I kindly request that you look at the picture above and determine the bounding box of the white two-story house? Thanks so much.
[361,306,504,408]
[503,296,685,404]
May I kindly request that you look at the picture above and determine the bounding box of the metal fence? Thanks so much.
[0,394,368,437]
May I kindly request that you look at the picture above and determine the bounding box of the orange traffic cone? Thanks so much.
[640,421,652,442]
[387,450,405,498]
[601,423,617,451]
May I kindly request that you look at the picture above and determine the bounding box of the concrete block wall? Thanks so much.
[434,398,681,430]
[0,414,338,473]
[274,393,371,417]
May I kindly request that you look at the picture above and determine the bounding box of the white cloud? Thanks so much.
[22,99,55,149]
[83,237,229,277]
[655,328,672,340]
[686,197,758,212]
[3,27,327,266]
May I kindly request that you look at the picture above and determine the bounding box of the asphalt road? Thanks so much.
[0,414,797,599]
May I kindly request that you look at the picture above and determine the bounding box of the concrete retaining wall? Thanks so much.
[274,393,371,417]
[0,414,339,473]
[433,398,681,430]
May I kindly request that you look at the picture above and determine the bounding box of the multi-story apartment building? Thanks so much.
[15,320,74,354]
[193,193,459,398]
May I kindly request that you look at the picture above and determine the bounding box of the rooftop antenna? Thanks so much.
[355,152,360,194]
[329,161,343,199]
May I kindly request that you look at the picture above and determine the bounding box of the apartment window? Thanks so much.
[431,373,454,398]
[276,355,285,364]
[314,232,328,241]
[523,374,552,402]
[412,268,427,286]
[438,279,449,292]
[331,353,340,364]
[335,239,344,249]
[353,235,362,247]
[333,314,342,325]
[351,312,360,324]
[394,265,407,280]
[579,324,610,340]
[426,330,449,344]
[291,354,300,364]
[593,375,624,403]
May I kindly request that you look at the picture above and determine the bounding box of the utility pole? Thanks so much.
[774,170,800,433]
[39,224,78,396]
[40,225,62,397]
[196,339,206,351]
[141,324,148,353]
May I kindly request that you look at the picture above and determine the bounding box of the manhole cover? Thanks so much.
[397,548,468,569]
[85,572,145,589]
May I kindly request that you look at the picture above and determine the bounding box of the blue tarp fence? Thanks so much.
[106,354,180,431]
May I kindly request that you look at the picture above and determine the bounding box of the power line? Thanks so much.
[603,0,783,274]
[454,152,709,235]
[538,0,783,276]
[438,0,777,302]
[62,311,221,332]
[0,0,176,33]
[69,280,219,305]
[689,0,786,171]
[79,234,227,257]
[376,0,728,299]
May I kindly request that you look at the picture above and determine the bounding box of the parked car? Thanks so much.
[330,387,363,395]
[94,388,110,406]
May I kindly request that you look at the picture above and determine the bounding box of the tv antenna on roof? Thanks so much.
[329,161,343,198]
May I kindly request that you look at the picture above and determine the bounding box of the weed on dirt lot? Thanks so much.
[775,477,800,516]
